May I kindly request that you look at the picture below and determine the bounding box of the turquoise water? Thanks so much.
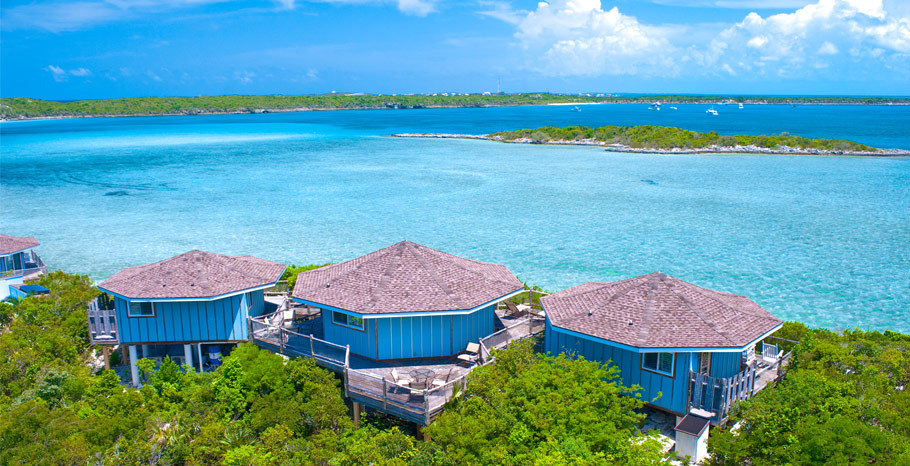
[1,104,908,332]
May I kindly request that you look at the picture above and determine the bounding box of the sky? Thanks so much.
[1,0,909,99]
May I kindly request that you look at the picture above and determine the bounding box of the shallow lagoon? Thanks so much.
[2,104,908,332]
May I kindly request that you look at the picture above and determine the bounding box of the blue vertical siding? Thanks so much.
[115,291,263,344]
[324,305,496,360]
[546,322,692,415]
[710,351,742,378]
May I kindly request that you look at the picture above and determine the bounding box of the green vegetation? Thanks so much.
[426,339,669,465]
[2,272,907,464]
[2,94,907,120]
[492,125,879,152]
[707,322,910,465]
[0,272,663,465]
[281,263,333,292]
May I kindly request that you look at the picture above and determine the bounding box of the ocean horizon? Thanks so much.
[2,103,908,333]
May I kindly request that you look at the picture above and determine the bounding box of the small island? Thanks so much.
[394,124,910,156]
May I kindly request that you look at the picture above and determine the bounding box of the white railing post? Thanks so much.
[345,345,350,368]
[279,328,286,352]
[309,335,315,356]
[383,378,388,410]
[424,388,430,425]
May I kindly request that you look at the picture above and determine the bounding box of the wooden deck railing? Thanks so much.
[689,347,794,423]
[248,298,545,425]
[88,296,118,345]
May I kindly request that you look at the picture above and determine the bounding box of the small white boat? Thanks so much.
[571,106,581,112]
[738,103,744,109]
[669,106,678,110]
[706,107,718,115]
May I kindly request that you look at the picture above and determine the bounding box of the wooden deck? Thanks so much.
[249,297,546,425]
[688,348,792,424]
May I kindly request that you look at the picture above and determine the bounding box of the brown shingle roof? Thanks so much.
[542,272,782,349]
[293,241,523,314]
[99,250,285,299]
[0,234,40,255]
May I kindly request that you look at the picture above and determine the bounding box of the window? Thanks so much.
[642,352,675,376]
[128,301,155,317]
[332,311,364,330]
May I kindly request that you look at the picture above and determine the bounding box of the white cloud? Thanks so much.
[46,65,67,82]
[147,70,163,82]
[691,0,910,77]
[477,1,527,25]
[70,67,93,76]
[395,0,435,16]
[515,0,678,77]
[0,0,283,32]
[513,0,910,80]
[818,40,838,54]
[235,70,256,84]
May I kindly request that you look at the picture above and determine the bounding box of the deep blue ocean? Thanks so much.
[1,103,908,332]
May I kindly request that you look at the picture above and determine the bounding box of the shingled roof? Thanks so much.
[99,250,285,299]
[0,234,40,255]
[293,241,524,314]
[542,272,782,349]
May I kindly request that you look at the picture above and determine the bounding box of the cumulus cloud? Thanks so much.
[511,0,910,80]
[70,67,93,76]
[691,0,909,77]
[516,0,678,77]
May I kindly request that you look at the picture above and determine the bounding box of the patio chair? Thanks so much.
[457,342,480,366]
[390,368,412,387]
[431,369,452,388]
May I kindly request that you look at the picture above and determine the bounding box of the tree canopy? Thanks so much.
[492,125,878,152]
[707,322,910,465]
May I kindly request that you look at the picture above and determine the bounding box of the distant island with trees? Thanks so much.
[1,93,909,120]
[394,125,910,156]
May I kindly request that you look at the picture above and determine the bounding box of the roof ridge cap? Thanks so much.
[362,242,407,312]
[205,252,276,282]
[414,243,518,289]
[635,277,658,345]
[297,245,396,294]
[408,243,469,309]
[664,278,739,346]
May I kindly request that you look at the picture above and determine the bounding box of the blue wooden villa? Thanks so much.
[91,250,285,386]
[291,240,526,360]
[1,234,48,300]
[542,272,784,424]
[246,240,540,425]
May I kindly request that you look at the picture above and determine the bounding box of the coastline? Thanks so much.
[391,133,910,157]
[3,99,910,122]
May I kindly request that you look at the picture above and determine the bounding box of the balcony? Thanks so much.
[249,292,547,425]
[688,339,795,424]
[88,294,119,345]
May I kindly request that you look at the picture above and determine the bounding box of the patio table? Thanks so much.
[408,369,436,389]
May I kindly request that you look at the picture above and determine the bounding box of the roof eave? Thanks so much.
[546,319,784,353]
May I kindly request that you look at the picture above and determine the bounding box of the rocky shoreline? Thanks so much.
[391,133,910,157]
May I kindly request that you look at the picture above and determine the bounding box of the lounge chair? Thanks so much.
[457,342,480,366]
[391,368,412,386]
[504,301,524,318]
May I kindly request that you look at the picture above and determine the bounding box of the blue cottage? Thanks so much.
[1,234,48,300]
[292,241,525,360]
[95,250,285,386]
[543,272,782,421]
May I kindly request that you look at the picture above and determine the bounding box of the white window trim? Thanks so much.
[332,310,364,331]
[641,352,675,377]
[127,301,156,318]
